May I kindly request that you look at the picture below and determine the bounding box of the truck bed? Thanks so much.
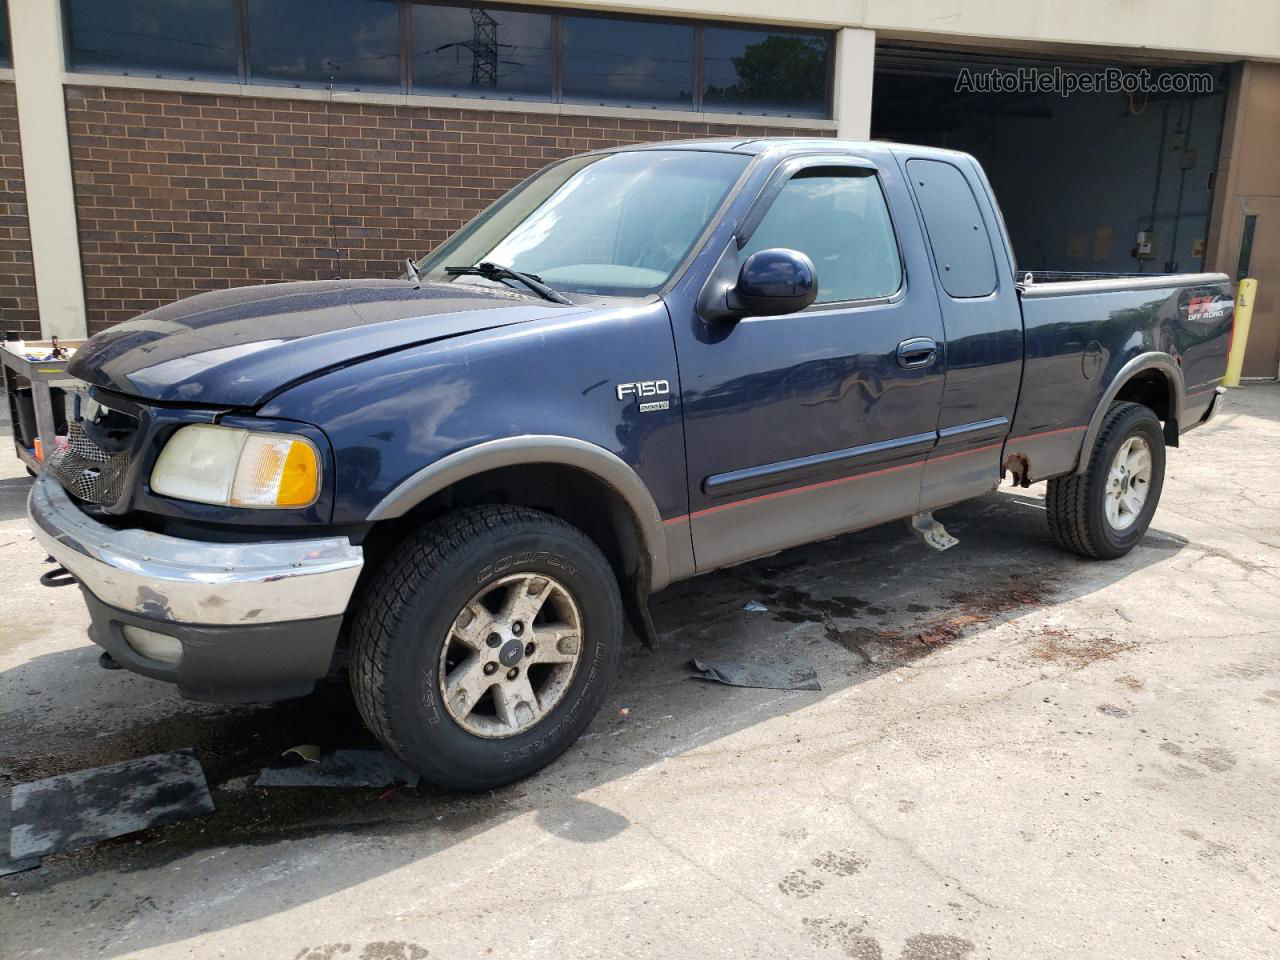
[1009,272,1234,481]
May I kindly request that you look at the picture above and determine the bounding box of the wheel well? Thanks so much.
[1113,369,1179,445]
[360,462,645,605]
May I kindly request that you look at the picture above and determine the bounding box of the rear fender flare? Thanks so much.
[1075,351,1183,474]
[366,436,671,591]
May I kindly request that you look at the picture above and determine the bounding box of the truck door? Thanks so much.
[670,154,947,572]
[902,155,1023,509]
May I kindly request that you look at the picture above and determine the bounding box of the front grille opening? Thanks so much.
[46,400,139,506]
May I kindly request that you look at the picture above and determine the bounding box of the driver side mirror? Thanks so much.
[728,248,818,317]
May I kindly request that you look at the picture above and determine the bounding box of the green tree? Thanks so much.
[710,35,827,106]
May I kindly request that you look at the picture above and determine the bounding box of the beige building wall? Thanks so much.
[1206,61,1280,378]
[563,0,1280,62]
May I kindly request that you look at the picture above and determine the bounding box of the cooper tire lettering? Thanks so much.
[479,552,577,584]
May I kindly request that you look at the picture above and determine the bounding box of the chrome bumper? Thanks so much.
[27,474,363,626]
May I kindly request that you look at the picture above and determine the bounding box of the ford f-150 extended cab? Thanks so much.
[29,139,1231,789]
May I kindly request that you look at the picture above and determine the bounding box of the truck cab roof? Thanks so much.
[594,137,978,165]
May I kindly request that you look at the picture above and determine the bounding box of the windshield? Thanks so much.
[419,150,751,296]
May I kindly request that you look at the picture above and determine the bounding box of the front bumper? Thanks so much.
[28,474,364,702]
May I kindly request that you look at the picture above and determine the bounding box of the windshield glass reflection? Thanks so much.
[420,150,750,296]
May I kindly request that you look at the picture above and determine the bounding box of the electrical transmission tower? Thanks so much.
[469,8,498,87]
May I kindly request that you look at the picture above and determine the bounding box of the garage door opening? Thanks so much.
[873,44,1229,278]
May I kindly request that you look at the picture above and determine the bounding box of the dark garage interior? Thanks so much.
[872,44,1229,277]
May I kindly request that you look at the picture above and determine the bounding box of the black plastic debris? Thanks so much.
[255,749,420,788]
[689,658,821,691]
[1,791,40,876]
[9,748,214,861]
[0,854,40,877]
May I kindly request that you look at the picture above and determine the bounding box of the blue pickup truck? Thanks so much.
[30,139,1231,788]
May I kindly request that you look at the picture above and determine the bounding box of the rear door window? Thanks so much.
[906,158,997,298]
[742,170,902,304]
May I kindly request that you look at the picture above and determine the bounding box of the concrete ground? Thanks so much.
[2,384,1278,960]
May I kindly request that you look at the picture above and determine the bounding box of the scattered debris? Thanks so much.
[1097,704,1131,718]
[689,658,821,691]
[820,576,1052,665]
[9,749,214,861]
[255,749,420,788]
[917,624,963,646]
[219,774,257,792]
[916,612,992,646]
[743,600,769,613]
[949,578,1055,617]
[1116,674,1145,690]
[281,744,323,764]
[1029,629,1132,668]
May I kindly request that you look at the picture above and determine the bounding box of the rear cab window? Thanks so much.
[905,158,997,298]
[742,169,902,304]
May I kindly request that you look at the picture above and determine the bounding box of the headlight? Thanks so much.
[151,424,320,508]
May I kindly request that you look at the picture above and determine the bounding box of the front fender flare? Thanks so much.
[1075,351,1184,474]
[365,435,672,591]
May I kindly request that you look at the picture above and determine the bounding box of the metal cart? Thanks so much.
[2,339,86,475]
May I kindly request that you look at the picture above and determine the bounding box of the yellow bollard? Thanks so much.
[1224,278,1257,388]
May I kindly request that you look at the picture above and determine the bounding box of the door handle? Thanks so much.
[897,337,938,369]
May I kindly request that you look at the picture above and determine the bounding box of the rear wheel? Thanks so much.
[1045,401,1165,559]
[349,505,623,790]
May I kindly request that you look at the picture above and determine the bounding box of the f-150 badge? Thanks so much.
[617,379,670,412]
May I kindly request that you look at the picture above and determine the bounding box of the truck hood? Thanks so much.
[69,279,582,407]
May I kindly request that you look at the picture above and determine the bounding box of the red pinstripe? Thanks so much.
[661,437,1020,526]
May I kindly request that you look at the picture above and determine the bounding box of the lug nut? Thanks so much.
[525,642,536,656]
[486,632,501,648]
[506,667,519,680]
[483,662,497,675]
[511,621,524,636]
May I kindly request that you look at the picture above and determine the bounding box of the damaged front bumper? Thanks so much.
[27,474,364,702]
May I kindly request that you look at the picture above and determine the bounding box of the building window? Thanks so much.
[0,3,11,67]
[562,16,694,109]
[702,27,829,118]
[248,0,401,89]
[58,0,834,119]
[411,4,552,99]
[64,0,240,80]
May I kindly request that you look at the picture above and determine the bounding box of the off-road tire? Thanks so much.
[1046,401,1165,559]
[349,505,623,790]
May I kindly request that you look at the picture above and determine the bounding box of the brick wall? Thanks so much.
[0,82,39,340]
[65,85,830,334]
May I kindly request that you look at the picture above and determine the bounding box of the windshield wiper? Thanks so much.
[444,261,572,304]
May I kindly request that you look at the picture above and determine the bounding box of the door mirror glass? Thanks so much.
[732,248,818,316]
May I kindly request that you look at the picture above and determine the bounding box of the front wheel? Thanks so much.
[349,505,623,790]
[1045,401,1166,559]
